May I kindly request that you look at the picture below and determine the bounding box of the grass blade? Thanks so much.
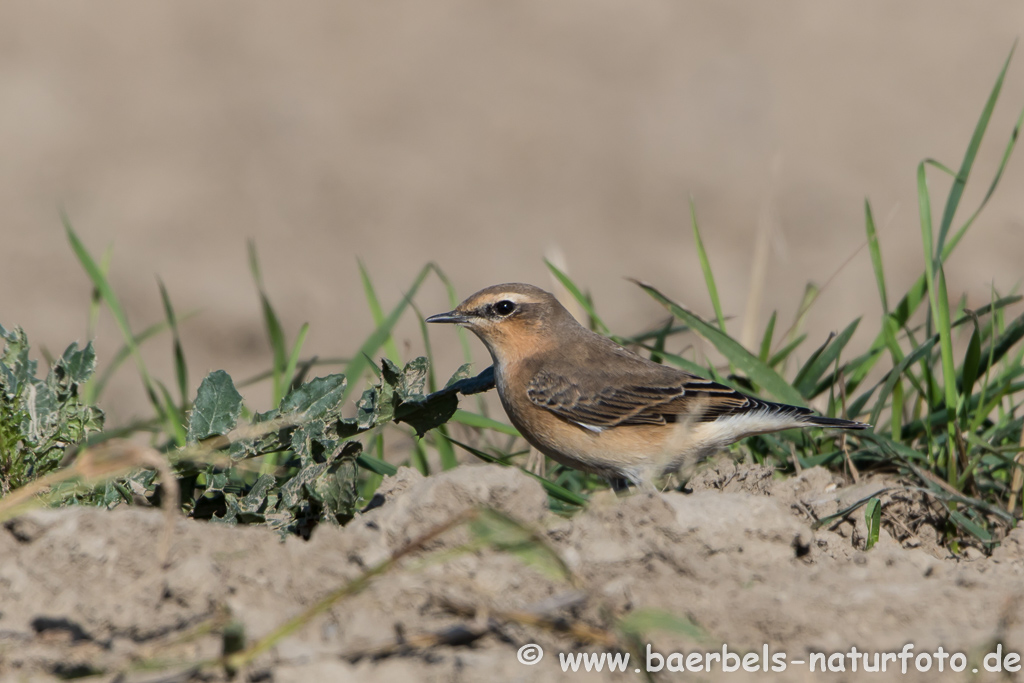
[864,498,881,550]
[342,263,434,402]
[918,160,962,484]
[448,437,588,507]
[64,214,160,412]
[759,311,777,363]
[84,312,198,404]
[157,278,188,406]
[356,452,398,477]
[248,241,288,404]
[849,46,1022,394]
[864,200,889,314]
[155,379,187,447]
[544,260,610,334]
[690,199,726,333]
[358,259,402,364]
[768,334,807,370]
[282,323,310,394]
[451,409,520,437]
[634,280,806,406]
[86,245,113,339]
[935,43,1016,255]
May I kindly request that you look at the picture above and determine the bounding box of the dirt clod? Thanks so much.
[1,463,1022,682]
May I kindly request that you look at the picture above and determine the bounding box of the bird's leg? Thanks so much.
[608,477,632,495]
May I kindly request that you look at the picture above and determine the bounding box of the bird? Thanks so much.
[426,283,869,487]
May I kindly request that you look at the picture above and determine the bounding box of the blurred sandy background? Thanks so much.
[2,2,1023,424]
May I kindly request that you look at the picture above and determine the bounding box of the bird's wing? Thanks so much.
[526,366,767,430]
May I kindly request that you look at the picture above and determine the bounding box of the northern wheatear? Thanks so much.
[427,283,869,485]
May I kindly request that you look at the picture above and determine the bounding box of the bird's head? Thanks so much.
[426,283,575,363]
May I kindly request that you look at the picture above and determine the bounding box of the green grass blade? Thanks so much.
[690,199,726,333]
[864,498,881,550]
[781,283,819,349]
[936,43,1015,255]
[84,312,197,404]
[867,336,937,428]
[356,452,398,476]
[793,319,860,399]
[634,280,806,406]
[358,259,402,364]
[544,260,609,334]
[410,438,430,475]
[64,214,160,411]
[646,317,674,364]
[864,200,889,314]
[759,311,777,362]
[451,409,521,437]
[248,241,288,404]
[432,427,459,470]
[768,334,807,370]
[973,310,1024,382]
[850,48,1022,393]
[918,160,961,483]
[447,437,588,507]
[282,323,310,394]
[342,263,434,402]
[155,379,187,447]
[889,375,904,441]
[429,264,475,365]
[157,278,188,406]
[235,356,348,389]
[86,245,113,339]
[633,341,732,378]
[959,319,982,401]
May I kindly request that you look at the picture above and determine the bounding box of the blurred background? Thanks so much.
[1,1,1023,425]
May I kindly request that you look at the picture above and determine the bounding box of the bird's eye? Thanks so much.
[492,300,516,317]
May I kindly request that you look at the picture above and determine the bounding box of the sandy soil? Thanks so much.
[2,462,1022,682]
[2,2,1023,424]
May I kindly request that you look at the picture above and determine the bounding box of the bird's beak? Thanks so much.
[426,310,469,324]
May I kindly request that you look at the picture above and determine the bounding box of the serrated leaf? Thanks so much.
[280,374,347,420]
[238,473,277,516]
[381,357,403,389]
[289,420,326,463]
[279,461,327,508]
[395,392,460,438]
[24,380,59,443]
[356,388,381,429]
[399,357,429,400]
[444,363,474,389]
[58,341,97,385]
[1,327,37,390]
[187,370,243,442]
[0,362,19,399]
[446,365,495,395]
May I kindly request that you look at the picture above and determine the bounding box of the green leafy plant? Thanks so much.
[0,325,104,495]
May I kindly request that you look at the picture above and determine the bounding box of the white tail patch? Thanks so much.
[698,405,804,443]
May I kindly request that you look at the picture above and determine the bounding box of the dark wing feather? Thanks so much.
[526,367,771,429]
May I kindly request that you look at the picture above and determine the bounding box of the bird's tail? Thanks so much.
[797,413,871,430]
